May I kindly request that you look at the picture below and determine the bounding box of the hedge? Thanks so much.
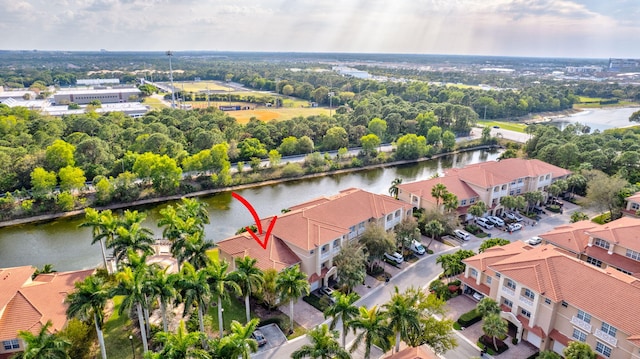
[457,308,482,327]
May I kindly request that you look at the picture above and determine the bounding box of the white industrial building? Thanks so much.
[53,88,141,105]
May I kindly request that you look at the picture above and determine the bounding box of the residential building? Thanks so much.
[540,217,640,277]
[217,188,413,290]
[0,266,94,359]
[624,191,640,216]
[461,243,640,358]
[397,158,571,217]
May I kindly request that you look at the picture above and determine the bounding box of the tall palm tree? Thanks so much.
[175,262,212,336]
[80,208,118,273]
[388,178,402,199]
[65,275,111,359]
[482,313,507,352]
[431,183,448,208]
[476,297,500,318]
[349,306,392,359]
[152,320,209,359]
[113,264,151,353]
[16,320,71,359]
[146,266,178,332]
[292,324,351,359]
[109,223,154,265]
[276,264,310,334]
[384,286,421,353]
[219,319,260,359]
[207,260,241,337]
[178,231,215,270]
[179,198,210,230]
[233,256,265,323]
[424,220,444,250]
[324,292,359,348]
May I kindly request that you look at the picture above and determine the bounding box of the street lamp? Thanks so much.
[129,334,135,359]
[166,51,176,108]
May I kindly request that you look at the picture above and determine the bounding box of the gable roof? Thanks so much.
[487,245,640,337]
[216,231,301,272]
[538,220,596,254]
[626,191,640,202]
[585,216,640,250]
[0,267,93,340]
[397,175,479,205]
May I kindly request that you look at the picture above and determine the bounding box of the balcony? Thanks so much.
[332,246,341,254]
[570,316,592,333]
[320,251,331,260]
[519,296,534,307]
[501,286,515,297]
[594,329,618,347]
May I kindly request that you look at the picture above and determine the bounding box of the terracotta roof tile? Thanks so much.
[385,346,438,359]
[216,232,300,272]
[626,191,640,202]
[549,329,571,346]
[584,246,640,275]
[0,266,35,311]
[459,275,490,296]
[585,216,640,250]
[397,175,479,206]
[539,220,596,254]
[517,314,546,338]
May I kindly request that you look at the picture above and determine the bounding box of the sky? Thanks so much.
[1,0,639,58]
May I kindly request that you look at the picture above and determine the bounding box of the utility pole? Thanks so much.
[166,51,176,108]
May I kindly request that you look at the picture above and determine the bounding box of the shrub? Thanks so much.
[545,205,561,213]
[480,335,509,354]
[281,162,304,177]
[457,308,482,327]
[259,317,282,328]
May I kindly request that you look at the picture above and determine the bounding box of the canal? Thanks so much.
[0,149,502,271]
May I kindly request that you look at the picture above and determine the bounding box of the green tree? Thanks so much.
[482,313,507,352]
[279,136,299,156]
[65,275,110,359]
[332,242,366,293]
[431,183,448,208]
[324,292,359,348]
[323,126,349,150]
[94,177,113,204]
[297,136,315,154]
[476,297,500,318]
[80,208,117,273]
[426,126,442,146]
[152,320,209,359]
[478,238,510,253]
[220,319,260,359]
[45,139,75,171]
[524,191,545,213]
[349,306,392,359]
[468,201,488,220]
[292,324,351,359]
[30,167,57,198]
[571,211,590,223]
[424,219,444,250]
[259,268,279,311]
[563,341,596,359]
[268,149,282,168]
[360,134,380,157]
[388,178,402,199]
[234,256,264,324]
[368,118,387,140]
[630,109,640,122]
[441,130,456,151]
[276,264,310,333]
[147,267,178,332]
[537,351,562,359]
[358,223,395,271]
[15,320,71,359]
[208,260,241,337]
[395,134,428,160]
[114,265,150,353]
[56,191,75,211]
[58,166,86,192]
[384,286,421,353]
[133,152,182,194]
[585,171,627,218]
[109,221,154,264]
[394,217,419,256]
[175,262,212,335]
[178,232,214,270]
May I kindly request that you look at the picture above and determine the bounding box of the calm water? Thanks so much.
[551,107,639,132]
[0,149,501,271]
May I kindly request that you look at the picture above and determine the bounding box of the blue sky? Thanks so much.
[1,0,638,58]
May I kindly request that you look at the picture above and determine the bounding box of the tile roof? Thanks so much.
[385,346,438,359]
[216,232,300,272]
[459,275,491,296]
[397,175,479,206]
[271,188,411,251]
[538,220,596,254]
[584,246,640,275]
[487,245,640,337]
[585,216,640,250]
[0,267,93,341]
[463,241,532,275]
[626,191,640,202]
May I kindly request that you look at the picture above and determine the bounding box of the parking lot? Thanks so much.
[254,323,288,353]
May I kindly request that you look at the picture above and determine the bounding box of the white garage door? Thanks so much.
[552,340,566,354]
[526,332,542,348]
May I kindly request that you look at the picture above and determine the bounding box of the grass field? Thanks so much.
[142,96,167,109]
[477,120,528,133]
[103,296,142,359]
[175,81,232,92]
[187,101,330,123]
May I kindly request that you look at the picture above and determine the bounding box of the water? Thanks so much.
[550,107,639,132]
[0,149,500,271]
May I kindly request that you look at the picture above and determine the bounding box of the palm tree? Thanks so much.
[524,191,544,213]
[113,264,151,353]
[482,313,507,352]
[276,264,311,334]
[424,220,444,250]
[384,286,421,353]
[292,324,351,359]
[567,174,587,199]
[32,264,56,279]
[260,268,279,311]
[431,183,448,208]
[234,256,265,323]
[80,208,118,273]
[443,193,458,214]
[65,275,111,359]
[146,266,178,332]
[152,320,209,359]
[476,297,500,318]
[388,178,402,199]
[175,262,212,335]
[178,231,214,270]
[324,292,359,348]
[563,341,596,359]
[179,198,210,230]
[207,260,241,337]
[436,254,455,282]
[109,222,154,265]
[16,320,71,359]
[349,305,392,359]
[219,319,260,359]
[468,201,488,222]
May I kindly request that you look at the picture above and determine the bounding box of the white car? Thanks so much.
[487,215,505,227]
[472,292,484,301]
[384,252,404,264]
[454,229,471,241]
[475,217,495,230]
[504,212,523,222]
[527,236,542,246]
[410,240,426,255]
[508,223,523,232]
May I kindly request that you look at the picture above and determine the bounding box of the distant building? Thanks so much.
[53,88,141,105]
[44,102,150,118]
[76,79,120,86]
[608,58,640,72]
[566,66,602,74]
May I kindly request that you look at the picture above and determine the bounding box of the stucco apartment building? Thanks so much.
[397,158,571,217]
[218,188,412,290]
[0,266,93,359]
[460,242,640,358]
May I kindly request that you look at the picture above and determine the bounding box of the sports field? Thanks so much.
[188,101,330,123]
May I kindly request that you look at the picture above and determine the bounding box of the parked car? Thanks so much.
[508,223,523,232]
[410,240,426,255]
[487,215,505,227]
[475,217,495,230]
[526,236,542,246]
[473,292,485,301]
[252,329,267,346]
[319,287,336,303]
[504,212,523,222]
[454,229,471,241]
[384,252,404,264]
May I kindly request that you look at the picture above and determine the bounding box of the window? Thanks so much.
[470,198,476,204]
[470,268,478,277]
[333,239,340,248]
[509,190,515,195]
[322,244,329,253]
[518,178,523,183]
[412,195,418,203]
[562,301,568,308]
[577,310,591,323]
[310,250,315,255]
[387,214,393,221]
[486,276,492,284]
[596,342,612,358]
[601,322,617,337]
[520,308,531,318]
[2,339,19,350]
[503,298,513,308]
[572,328,587,342]
[461,199,467,206]
[631,202,640,210]
[523,288,535,300]
[627,249,640,261]
[586,257,602,268]
[516,189,522,194]
[511,180,516,185]
[540,176,544,181]
[616,267,632,275]
[594,238,610,250]
[395,209,401,218]
[544,298,551,305]
[496,273,501,278]
[494,186,499,192]
[506,279,516,290]
[502,185,507,190]
[546,175,550,180]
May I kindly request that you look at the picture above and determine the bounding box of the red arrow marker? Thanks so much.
[232,192,277,250]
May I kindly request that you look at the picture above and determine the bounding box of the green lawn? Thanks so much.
[477,120,528,133]
[103,296,143,359]
[142,96,167,110]
[208,297,255,335]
